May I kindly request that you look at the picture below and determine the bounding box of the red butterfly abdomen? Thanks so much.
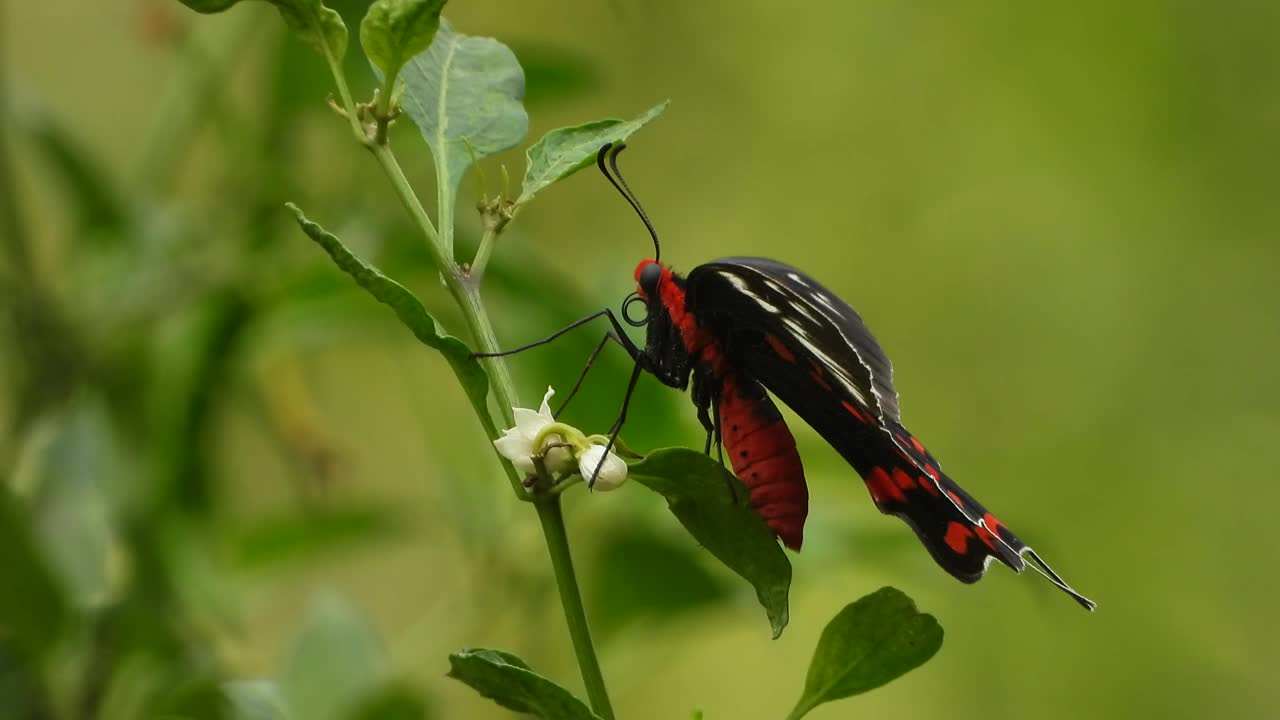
[718,375,808,550]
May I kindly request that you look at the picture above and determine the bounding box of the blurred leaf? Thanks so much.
[175,0,348,59]
[20,110,127,239]
[286,204,488,411]
[509,44,600,105]
[235,504,408,568]
[360,0,446,85]
[346,684,433,720]
[628,448,791,638]
[396,19,527,252]
[27,403,118,607]
[282,594,386,720]
[0,486,67,658]
[517,101,668,205]
[226,681,287,720]
[447,649,599,720]
[786,587,943,720]
[588,522,729,638]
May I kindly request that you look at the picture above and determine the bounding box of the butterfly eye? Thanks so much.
[638,262,662,294]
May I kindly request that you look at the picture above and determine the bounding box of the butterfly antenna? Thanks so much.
[596,142,661,261]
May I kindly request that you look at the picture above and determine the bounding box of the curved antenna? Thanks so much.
[596,143,661,261]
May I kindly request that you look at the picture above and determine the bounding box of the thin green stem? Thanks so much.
[469,223,500,279]
[534,498,616,720]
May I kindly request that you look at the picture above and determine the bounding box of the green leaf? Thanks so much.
[286,203,488,411]
[282,594,386,720]
[628,448,791,638]
[360,0,447,84]
[174,0,347,59]
[786,587,944,720]
[517,101,668,205]
[271,0,349,59]
[0,485,67,659]
[447,649,600,720]
[396,20,527,252]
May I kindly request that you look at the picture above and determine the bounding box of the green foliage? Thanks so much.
[628,448,792,638]
[518,101,669,205]
[360,0,447,86]
[447,649,601,720]
[394,19,527,250]
[0,485,68,659]
[234,504,409,568]
[786,587,944,720]
[173,0,348,59]
[286,203,488,411]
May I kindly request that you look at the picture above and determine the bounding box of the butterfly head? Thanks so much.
[634,259,667,300]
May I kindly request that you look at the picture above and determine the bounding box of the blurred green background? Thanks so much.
[4,1,1279,718]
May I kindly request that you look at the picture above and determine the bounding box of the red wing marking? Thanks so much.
[808,364,833,390]
[840,400,869,424]
[764,334,797,363]
[909,435,925,454]
[891,467,917,491]
[975,524,998,550]
[944,521,974,554]
[866,466,907,504]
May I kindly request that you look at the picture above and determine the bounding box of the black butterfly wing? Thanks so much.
[685,258,1084,594]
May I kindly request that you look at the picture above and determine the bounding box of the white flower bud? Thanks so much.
[578,445,628,491]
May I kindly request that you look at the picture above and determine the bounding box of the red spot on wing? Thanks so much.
[808,364,833,390]
[920,465,941,496]
[764,334,797,363]
[944,521,974,554]
[909,435,925,454]
[947,490,963,508]
[841,400,869,424]
[975,524,998,550]
[865,467,906,504]
[892,467,917,491]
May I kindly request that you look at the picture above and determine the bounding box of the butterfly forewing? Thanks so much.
[686,258,900,423]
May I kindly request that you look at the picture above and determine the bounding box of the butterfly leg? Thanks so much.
[552,331,627,419]
[586,360,645,489]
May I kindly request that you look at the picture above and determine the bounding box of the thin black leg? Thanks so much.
[471,308,643,360]
[587,360,645,488]
[553,331,621,419]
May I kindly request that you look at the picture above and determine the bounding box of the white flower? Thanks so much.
[493,387,573,476]
[578,445,628,491]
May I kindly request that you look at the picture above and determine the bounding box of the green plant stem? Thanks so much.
[534,497,615,720]
[469,221,502,279]
[321,43,615,719]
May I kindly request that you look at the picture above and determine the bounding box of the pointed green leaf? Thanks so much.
[396,20,527,252]
[174,0,347,59]
[628,448,791,638]
[447,649,600,720]
[517,101,668,205]
[286,203,488,411]
[786,587,943,720]
[361,0,447,83]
